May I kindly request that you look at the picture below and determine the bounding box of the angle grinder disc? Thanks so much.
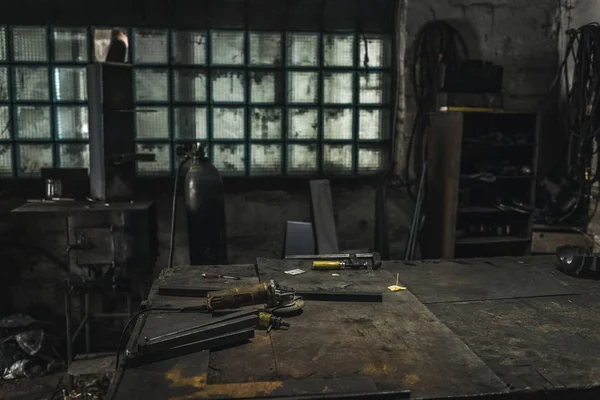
[268,298,305,316]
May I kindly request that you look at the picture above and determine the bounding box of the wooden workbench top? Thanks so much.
[109,255,600,399]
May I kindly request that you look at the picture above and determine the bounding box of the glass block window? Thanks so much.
[0,25,90,178]
[1,25,392,178]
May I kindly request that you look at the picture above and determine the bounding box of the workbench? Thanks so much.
[107,256,600,399]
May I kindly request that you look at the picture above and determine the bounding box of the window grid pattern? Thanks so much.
[0,26,392,178]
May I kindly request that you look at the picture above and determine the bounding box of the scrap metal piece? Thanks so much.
[124,328,254,369]
[137,311,259,354]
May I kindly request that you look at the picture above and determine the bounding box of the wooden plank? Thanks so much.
[390,258,578,304]
[421,112,463,259]
[310,180,339,254]
[428,295,600,391]
[258,258,508,398]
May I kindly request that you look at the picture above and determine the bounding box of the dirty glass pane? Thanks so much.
[213,108,245,139]
[54,28,88,62]
[288,72,318,103]
[323,72,353,104]
[324,109,353,140]
[59,143,89,168]
[323,144,353,173]
[16,106,51,139]
[324,34,354,67]
[286,33,318,66]
[359,72,391,104]
[56,106,88,139]
[288,108,318,140]
[0,106,9,139]
[250,108,282,139]
[134,29,168,64]
[0,27,6,61]
[136,107,169,139]
[358,146,386,172]
[287,144,317,174]
[93,29,113,62]
[359,34,392,68]
[0,144,12,177]
[18,143,53,177]
[135,69,169,102]
[0,67,8,100]
[12,26,47,61]
[250,144,282,175]
[14,67,49,101]
[136,143,171,175]
[54,67,87,101]
[212,143,245,175]
[211,31,244,65]
[250,71,283,104]
[172,31,206,65]
[173,69,207,102]
[212,70,245,103]
[174,107,207,140]
[249,32,282,66]
[359,109,389,140]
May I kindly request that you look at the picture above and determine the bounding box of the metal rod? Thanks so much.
[64,282,73,392]
[84,292,91,353]
[405,161,427,261]
[71,315,89,344]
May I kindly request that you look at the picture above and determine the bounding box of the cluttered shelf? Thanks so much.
[455,235,532,245]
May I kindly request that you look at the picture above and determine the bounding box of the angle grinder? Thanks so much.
[207,280,304,316]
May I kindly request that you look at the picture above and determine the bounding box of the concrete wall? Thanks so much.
[0,0,562,318]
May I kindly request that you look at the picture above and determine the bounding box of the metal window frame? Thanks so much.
[1,23,393,179]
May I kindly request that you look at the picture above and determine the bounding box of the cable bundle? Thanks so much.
[405,20,469,199]
[548,23,600,222]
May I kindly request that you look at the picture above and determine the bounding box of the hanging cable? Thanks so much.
[404,20,469,200]
[167,156,190,269]
[542,23,600,224]
[404,20,469,259]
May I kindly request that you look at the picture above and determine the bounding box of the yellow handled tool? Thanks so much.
[313,261,345,270]
[312,259,368,270]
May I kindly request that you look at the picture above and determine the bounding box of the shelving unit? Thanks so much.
[421,110,539,259]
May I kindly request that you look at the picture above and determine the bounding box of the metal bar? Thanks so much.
[285,252,375,260]
[93,313,133,319]
[157,285,382,303]
[296,291,382,303]
[139,314,258,354]
[125,328,254,369]
[253,390,410,399]
[144,309,257,343]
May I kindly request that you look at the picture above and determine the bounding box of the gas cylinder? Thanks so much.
[184,144,228,265]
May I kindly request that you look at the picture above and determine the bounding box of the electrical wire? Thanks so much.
[544,23,600,224]
[404,20,469,200]
[114,307,182,369]
[168,157,189,269]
